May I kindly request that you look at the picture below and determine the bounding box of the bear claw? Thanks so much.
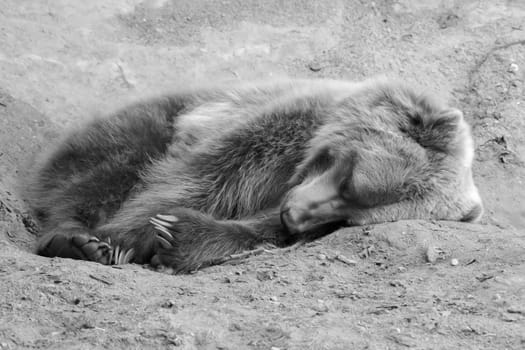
[112,246,135,265]
[156,214,179,223]
[150,216,175,247]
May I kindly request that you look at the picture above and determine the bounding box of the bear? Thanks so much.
[25,78,483,273]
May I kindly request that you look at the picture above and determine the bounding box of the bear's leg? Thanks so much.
[143,207,287,273]
[146,206,345,273]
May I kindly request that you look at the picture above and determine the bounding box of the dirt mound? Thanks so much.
[2,221,524,349]
[0,90,56,251]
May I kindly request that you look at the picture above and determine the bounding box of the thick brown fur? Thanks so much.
[25,78,483,273]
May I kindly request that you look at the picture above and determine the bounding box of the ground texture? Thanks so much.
[1,1,524,349]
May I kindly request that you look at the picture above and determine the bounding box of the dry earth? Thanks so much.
[1,1,525,349]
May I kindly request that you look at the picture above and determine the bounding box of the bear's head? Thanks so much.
[281,81,482,235]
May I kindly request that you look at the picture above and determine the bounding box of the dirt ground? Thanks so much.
[1,1,524,349]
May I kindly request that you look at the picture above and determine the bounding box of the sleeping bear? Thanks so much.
[26,78,483,273]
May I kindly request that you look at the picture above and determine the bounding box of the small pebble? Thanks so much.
[256,270,276,281]
[450,258,459,266]
[308,60,322,72]
[161,299,176,308]
[426,246,439,264]
[508,63,519,73]
[493,293,507,306]
[335,254,357,266]
[312,300,329,313]
[317,253,327,260]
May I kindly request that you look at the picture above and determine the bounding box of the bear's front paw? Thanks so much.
[148,212,222,273]
[148,210,257,273]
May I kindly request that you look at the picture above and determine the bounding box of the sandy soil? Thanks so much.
[1,1,524,349]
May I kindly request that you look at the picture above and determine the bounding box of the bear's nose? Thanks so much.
[280,206,310,234]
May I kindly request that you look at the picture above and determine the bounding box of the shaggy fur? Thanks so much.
[26,78,483,273]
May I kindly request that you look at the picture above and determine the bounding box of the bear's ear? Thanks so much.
[436,108,463,128]
[446,108,463,121]
[435,108,463,127]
